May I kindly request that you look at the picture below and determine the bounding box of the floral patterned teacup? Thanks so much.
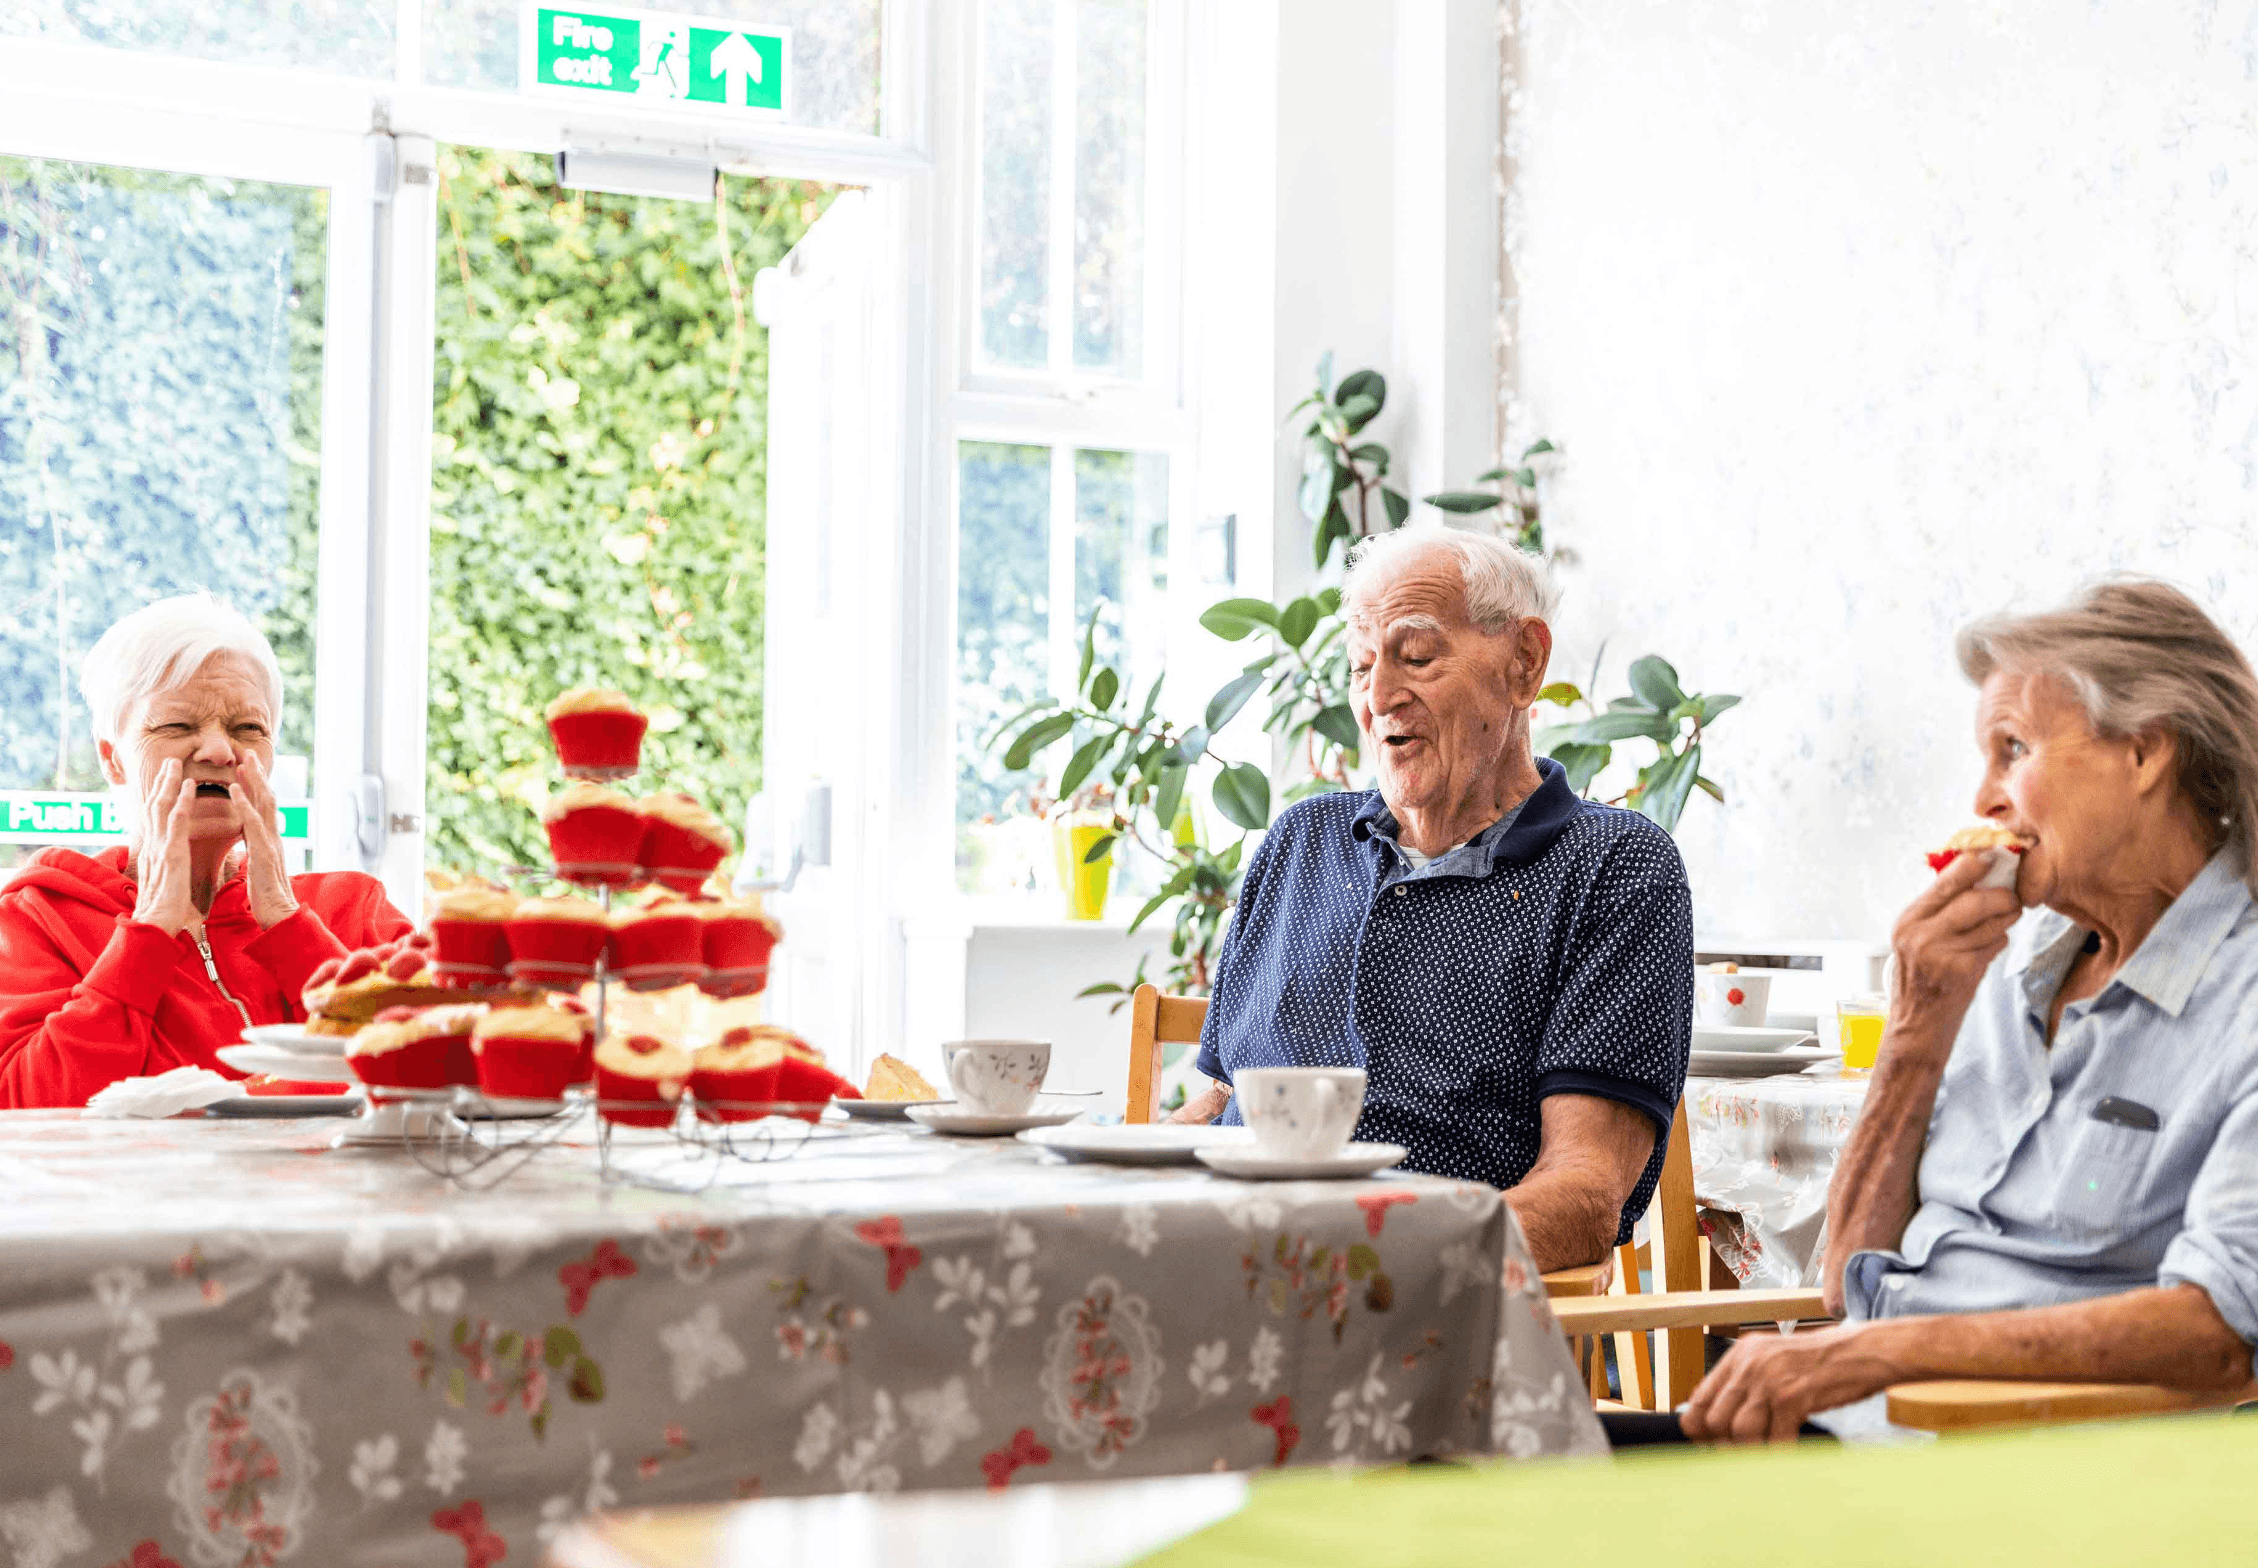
[943,1039,1052,1116]
[1237,1067,1365,1160]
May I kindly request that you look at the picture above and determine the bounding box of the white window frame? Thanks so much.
[0,6,935,918]
[932,0,1197,908]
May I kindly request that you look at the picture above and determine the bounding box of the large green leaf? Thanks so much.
[1002,712,1075,771]
[983,697,1058,749]
[1423,490,1504,514]
[1171,725,1210,765]
[1297,460,1340,523]
[1336,393,1380,426]
[1056,731,1112,797]
[1152,763,1189,842]
[1081,832,1117,864]
[1334,368,1385,412]
[1205,670,1265,731]
[1638,743,1702,832]
[1549,740,1611,794]
[1212,762,1272,832]
[1087,666,1119,712]
[1313,493,1351,568]
[1314,350,1335,399]
[1627,655,1686,714]
[1277,596,1321,649]
[1695,692,1742,726]
[1199,598,1280,642]
[1380,486,1409,528]
[1569,709,1676,745]
[1311,703,1362,751]
[1077,609,1100,693]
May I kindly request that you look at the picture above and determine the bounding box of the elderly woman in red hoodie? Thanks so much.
[0,594,412,1107]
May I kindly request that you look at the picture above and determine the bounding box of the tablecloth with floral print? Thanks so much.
[1687,1071,1870,1288]
[0,1110,1602,1568]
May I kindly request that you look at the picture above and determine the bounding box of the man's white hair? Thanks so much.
[81,593,285,750]
[1340,523,1559,633]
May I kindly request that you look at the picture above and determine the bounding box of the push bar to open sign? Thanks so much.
[0,793,310,844]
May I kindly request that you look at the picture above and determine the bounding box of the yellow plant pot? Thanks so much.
[1052,815,1115,921]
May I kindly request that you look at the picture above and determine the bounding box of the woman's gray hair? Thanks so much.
[1341,523,1559,632]
[1956,578,2258,885]
[81,593,285,751]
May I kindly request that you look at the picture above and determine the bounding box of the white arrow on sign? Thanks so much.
[709,31,763,106]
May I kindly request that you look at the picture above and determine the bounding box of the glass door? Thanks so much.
[0,99,375,874]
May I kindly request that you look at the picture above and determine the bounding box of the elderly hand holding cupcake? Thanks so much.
[1682,581,2258,1443]
[0,595,413,1108]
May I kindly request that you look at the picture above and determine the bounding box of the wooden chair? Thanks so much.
[1124,985,1208,1124]
[1553,1104,2242,1431]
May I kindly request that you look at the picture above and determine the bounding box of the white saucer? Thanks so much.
[1691,1025,1818,1055]
[216,1043,353,1082]
[1194,1141,1407,1180]
[240,1024,347,1053]
[838,1098,952,1121]
[1020,1123,1255,1166]
[906,1104,1085,1137]
[1689,1044,1833,1079]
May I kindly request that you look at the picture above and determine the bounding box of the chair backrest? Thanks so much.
[1644,1097,1705,1406]
[1125,985,1208,1123]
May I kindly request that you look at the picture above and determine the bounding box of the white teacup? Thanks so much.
[942,1039,1051,1116]
[1237,1067,1365,1160]
[1695,970,1771,1028]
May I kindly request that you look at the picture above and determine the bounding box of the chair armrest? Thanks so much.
[1884,1379,2253,1433]
[1550,1288,1832,1336]
[1542,1260,1612,1299]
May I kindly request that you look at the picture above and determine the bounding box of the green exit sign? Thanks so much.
[525,6,790,117]
[0,793,310,846]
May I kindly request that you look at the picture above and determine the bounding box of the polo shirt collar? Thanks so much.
[1350,757,1582,875]
[2012,849,2249,1020]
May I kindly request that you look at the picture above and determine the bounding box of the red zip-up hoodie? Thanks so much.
[0,847,413,1109]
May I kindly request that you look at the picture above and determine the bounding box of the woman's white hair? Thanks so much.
[1956,578,2258,889]
[1340,523,1559,632]
[81,593,285,752]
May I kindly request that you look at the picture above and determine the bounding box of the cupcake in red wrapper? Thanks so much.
[606,901,707,992]
[543,782,646,888]
[696,900,782,998]
[347,1003,487,1097]
[546,688,648,780]
[594,1032,692,1127]
[767,1030,861,1123]
[689,1026,784,1123]
[472,1006,586,1101]
[429,884,519,988]
[637,792,732,895]
[503,896,611,990]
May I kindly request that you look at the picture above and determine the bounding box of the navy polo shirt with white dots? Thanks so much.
[1194,757,1694,1243]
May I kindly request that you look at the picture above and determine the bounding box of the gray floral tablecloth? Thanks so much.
[0,1110,1601,1568]
[1687,1072,1870,1288]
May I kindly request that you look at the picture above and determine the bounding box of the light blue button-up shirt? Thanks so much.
[1843,850,2258,1344]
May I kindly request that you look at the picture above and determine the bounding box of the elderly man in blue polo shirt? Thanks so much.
[1178,525,1693,1272]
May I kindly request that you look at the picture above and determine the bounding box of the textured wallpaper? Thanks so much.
[1500,0,2258,940]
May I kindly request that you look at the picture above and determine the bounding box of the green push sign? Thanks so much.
[526,6,790,116]
[0,793,310,846]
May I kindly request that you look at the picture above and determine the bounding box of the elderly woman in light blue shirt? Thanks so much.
[1685,579,2258,1443]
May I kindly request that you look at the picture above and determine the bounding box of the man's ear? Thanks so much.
[96,738,128,788]
[1509,618,1554,708]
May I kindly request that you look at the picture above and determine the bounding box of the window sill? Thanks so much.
[902,895,1167,940]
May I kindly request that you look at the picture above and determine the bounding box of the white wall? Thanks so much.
[1505,0,2258,943]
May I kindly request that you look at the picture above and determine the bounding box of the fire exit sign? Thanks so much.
[525,6,790,116]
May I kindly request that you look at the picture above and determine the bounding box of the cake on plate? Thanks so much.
[864,1052,938,1102]
[593,1032,692,1127]
[546,688,648,780]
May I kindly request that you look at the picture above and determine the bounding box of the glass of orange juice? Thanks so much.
[1838,993,1886,1071]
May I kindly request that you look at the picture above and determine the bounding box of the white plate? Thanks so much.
[1691,1025,1818,1055]
[206,1092,363,1116]
[215,1043,353,1082]
[1020,1123,1256,1166]
[838,1098,953,1121]
[240,1024,347,1054]
[1194,1141,1407,1180]
[906,1104,1086,1137]
[1689,1044,1832,1079]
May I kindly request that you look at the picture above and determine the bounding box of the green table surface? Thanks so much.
[1140,1412,2258,1567]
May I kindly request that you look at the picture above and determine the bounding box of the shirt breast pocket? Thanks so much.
[2050,1120,2160,1244]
